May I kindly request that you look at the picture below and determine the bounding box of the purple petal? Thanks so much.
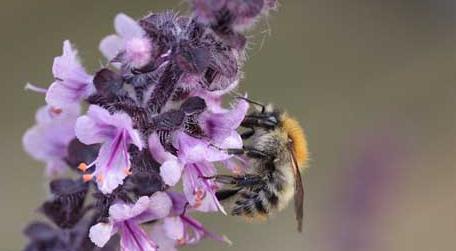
[176,132,230,163]
[181,215,232,245]
[163,217,185,240]
[89,222,116,248]
[45,159,69,178]
[137,192,173,223]
[110,196,151,222]
[99,34,124,61]
[47,40,94,109]
[167,192,189,215]
[75,105,143,149]
[150,224,178,251]
[182,163,225,213]
[160,159,183,186]
[124,37,153,68]
[23,105,79,176]
[114,13,145,39]
[119,221,157,251]
[148,133,175,163]
[92,134,131,194]
[199,98,249,143]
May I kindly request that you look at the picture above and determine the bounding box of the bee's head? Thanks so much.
[241,102,282,130]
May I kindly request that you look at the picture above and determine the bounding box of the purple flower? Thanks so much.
[100,13,153,68]
[90,192,172,251]
[23,105,80,177]
[22,1,278,249]
[199,97,249,142]
[151,192,231,250]
[148,99,248,213]
[45,40,94,110]
[75,105,143,194]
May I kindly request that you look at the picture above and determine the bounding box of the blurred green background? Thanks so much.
[1,0,456,250]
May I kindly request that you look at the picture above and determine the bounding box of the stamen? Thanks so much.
[83,174,93,182]
[24,83,48,94]
[123,167,132,176]
[96,174,104,183]
[233,165,242,175]
[193,187,206,208]
[50,107,63,115]
[78,163,88,172]
[177,238,186,246]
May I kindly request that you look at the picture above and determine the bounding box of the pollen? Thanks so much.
[281,114,309,169]
[123,167,132,176]
[83,174,93,182]
[177,238,186,246]
[78,163,88,172]
[193,188,206,208]
[50,107,63,115]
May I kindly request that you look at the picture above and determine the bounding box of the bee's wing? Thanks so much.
[289,145,304,232]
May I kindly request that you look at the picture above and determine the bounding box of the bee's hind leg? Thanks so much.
[225,147,270,160]
[202,174,264,187]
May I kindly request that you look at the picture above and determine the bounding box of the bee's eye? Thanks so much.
[268,116,278,125]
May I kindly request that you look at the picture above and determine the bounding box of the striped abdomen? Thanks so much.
[230,172,294,218]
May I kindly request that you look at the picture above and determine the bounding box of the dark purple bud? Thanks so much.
[93,68,124,97]
[66,139,99,172]
[24,222,58,243]
[215,30,247,50]
[93,188,132,222]
[41,179,88,229]
[127,172,165,197]
[265,0,278,9]
[176,43,210,74]
[181,96,207,115]
[227,0,264,19]
[147,64,182,113]
[192,0,226,23]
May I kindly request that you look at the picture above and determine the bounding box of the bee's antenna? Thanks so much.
[232,91,266,113]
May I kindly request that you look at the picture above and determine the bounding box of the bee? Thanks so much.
[210,97,309,232]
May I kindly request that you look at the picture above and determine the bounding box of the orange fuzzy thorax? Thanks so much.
[281,114,309,169]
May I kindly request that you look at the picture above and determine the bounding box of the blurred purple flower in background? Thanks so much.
[22,105,80,177]
[328,132,405,251]
[22,1,277,251]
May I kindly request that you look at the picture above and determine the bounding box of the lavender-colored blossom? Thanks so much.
[23,1,277,250]
[46,40,94,110]
[90,192,172,251]
[151,192,231,250]
[149,133,226,213]
[148,99,248,213]
[75,105,143,194]
[190,0,277,48]
[23,104,79,177]
[100,13,154,68]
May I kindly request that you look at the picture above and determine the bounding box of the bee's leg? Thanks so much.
[241,115,278,129]
[205,174,264,187]
[216,188,242,201]
[241,128,255,139]
[158,130,178,155]
[226,147,270,160]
